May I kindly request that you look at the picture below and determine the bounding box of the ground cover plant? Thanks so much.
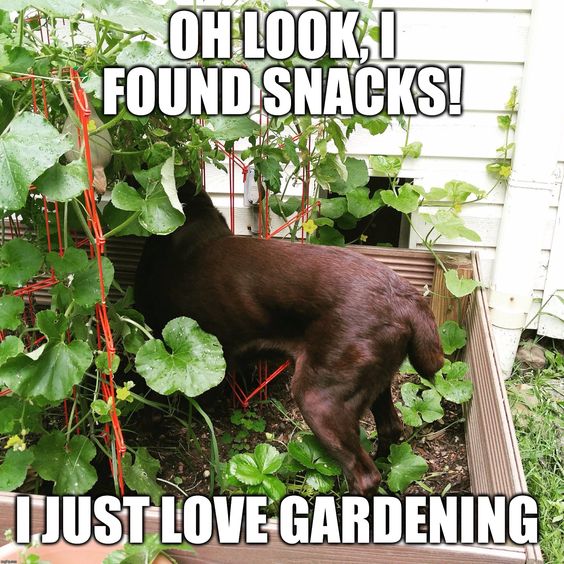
[0,0,509,505]
[507,346,564,564]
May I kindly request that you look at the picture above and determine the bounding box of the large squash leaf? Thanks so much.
[32,432,97,494]
[0,239,44,288]
[0,112,71,211]
[135,317,225,397]
[0,340,92,401]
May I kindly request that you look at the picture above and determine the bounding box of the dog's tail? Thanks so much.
[407,302,444,379]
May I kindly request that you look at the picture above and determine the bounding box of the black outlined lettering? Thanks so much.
[183,495,213,545]
[102,67,125,115]
[341,496,370,543]
[508,494,539,544]
[15,495,31,544]
[93,496,123,545]
[122,496,151,544]
[279,495,309,544]
[160,495,182,544]
[380,10,396,59]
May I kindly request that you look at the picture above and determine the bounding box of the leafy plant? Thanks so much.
[378,442,428,493]
[225,443,286,502]
[104,533,193,564]
[222,408,267,456]
[0,0,499,504]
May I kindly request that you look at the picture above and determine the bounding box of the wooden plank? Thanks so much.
[465,252,543,563]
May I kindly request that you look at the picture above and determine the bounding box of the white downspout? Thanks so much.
[489,0,564,377]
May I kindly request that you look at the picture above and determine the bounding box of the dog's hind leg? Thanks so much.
[371,383,403,459]
[291,360,382,496]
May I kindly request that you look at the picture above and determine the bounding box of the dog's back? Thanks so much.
[135,180,444,495]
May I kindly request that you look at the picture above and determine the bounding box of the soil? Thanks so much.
[128,364,471,499]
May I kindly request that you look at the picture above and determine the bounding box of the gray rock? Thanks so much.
[515,343,547,371]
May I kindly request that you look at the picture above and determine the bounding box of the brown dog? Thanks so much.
[135,180,444,496]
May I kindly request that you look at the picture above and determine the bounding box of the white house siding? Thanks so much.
[199,0,564,337]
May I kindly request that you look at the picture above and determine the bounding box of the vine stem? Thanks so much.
[118,316,154,340]
[90,106,127,137]
[104,210,141,239]
[71,198,96,246]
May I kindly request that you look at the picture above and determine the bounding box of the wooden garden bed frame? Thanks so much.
[0,247,542,563]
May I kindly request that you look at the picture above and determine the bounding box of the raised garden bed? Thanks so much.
[0,246,542,563]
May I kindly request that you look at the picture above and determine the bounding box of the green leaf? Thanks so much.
[444,269,480,298]
[111,181,143,212]
[0,340,92,401]
[386,442,428,493]
[36,310,68,342]
[95,351,120,374]
[0,112,72,210]
[0,336,24,368]
[283,137,300,168]
[207,116,259,141]
[401,141,422,159]
[287,434,341,476]
[81,71,103,100]
[103,533,192,564]
[435,361,474,404]
[313,217,334,227]
[0,45,33,74]
[497,114,511,131]
[269,195,304,218]
[0,448,34,491]
[103,202,150,237]
[0,295,24,330]
[369,155,401,177]
[3,0,82,16]
[0,395,42,434]
[262,475,286,501]
[420,210,481,242]
[84,0,167,39]
[0,239,43,288]
[330,157,368,194]
[443,180,484,204]
[34,160,88,202]
[32,432,97,494]
[46,247,89,278]
[319,197,347,219]
[122,447,163,505]
[344,115,390,136]
[439,320,467,354]
[346,187,383,218]
[229,453,263,485]
[396,383,443,426]
[315,154,347,191]
[135,316,226,397]
[305,470,334,493]
[71,256,114,308]
[123,159,185,235]
[255,156,283,193]
[309,225,345,247]
[380,184,420,214]
[254,443,284,475]
[116,41,175,68]
[368,26,380,42]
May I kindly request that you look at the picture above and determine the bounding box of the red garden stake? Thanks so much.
[0,68,126,495]
[201,101,317,409]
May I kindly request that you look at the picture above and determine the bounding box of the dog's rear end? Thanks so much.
[135,180,444,495]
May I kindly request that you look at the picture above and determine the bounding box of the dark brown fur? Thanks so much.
[135,180,444,495]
